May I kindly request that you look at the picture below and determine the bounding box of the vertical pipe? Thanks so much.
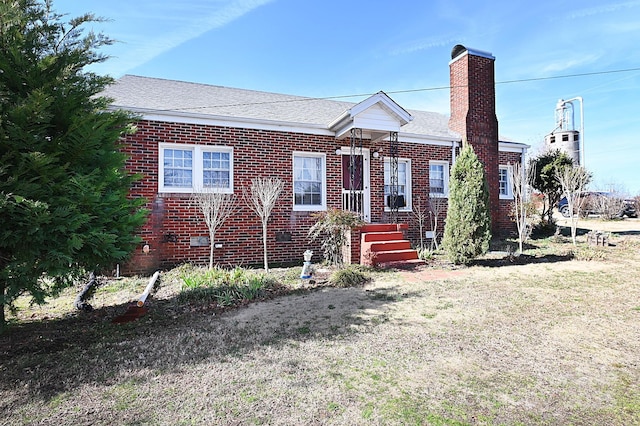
[451,141,458,164]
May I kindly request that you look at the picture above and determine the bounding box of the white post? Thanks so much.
[137,270,160,307]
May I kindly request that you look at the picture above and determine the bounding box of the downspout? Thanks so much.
[451,140,459,164]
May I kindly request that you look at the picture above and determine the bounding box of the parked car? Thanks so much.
[558,192,637,218]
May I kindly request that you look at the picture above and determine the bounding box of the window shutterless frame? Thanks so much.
[292,152,326,211]
[383,157,412,211]
[499,165,514,199]
[158,143,234,193]
[429,160,449,197]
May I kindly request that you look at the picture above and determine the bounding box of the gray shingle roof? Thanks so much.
[102,75,460,140]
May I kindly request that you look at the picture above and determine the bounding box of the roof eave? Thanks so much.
[110,105,336,136]
[499,140,530,152]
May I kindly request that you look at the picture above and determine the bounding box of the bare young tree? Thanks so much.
[428,195,447,251]
[589,191,624,220]
[191,186,237,269]
[412,195,427,249]
[243,177,285,272]
[556,166,591,245]
[509,161,535,254]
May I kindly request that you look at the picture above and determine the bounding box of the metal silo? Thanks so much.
[544,97,584,166]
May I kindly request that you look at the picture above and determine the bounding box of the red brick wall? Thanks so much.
[497,151,525,235]
[120,120,463,274]
[121,101,520,273]
[121,120,347,274]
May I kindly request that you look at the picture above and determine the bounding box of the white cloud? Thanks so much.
[603,20,640,33]
[93,0,275,75]
[560,1,640,20]
[538,54,601,75]
[390,36,463,56]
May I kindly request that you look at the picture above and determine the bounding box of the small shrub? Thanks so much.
[329,265,370,288]
[417,248,434,261]
[585,193,624,220]
[178,286,220,304]
[572,246,608,261]
[308,208,364,266]
[531,219,558,238]
[178,265,277,306]
[271,267,304,286]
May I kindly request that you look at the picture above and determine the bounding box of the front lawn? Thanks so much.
[1,219,639,425]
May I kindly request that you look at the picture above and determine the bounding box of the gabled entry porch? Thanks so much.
[328,92,420,267]
[329,91,413,224]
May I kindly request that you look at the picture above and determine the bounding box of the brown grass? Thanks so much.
[1,218,639,425]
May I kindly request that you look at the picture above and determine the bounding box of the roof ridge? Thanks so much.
[119,74,327,102]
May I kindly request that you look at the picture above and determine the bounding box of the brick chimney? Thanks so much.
[449,44,499,233]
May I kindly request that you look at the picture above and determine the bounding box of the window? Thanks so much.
[163,148,193,188]
[159,143,233,193]
[384,158,411,210]
[499,165,513,199]
[429,161,449,197]
[203,151,231,188]
[293,152,326,210]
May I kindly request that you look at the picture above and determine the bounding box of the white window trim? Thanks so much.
[499,165,514,200]
[159,143,234,194]
[292,151,327,211]
[429,160,449,198]
[383,157,412,212]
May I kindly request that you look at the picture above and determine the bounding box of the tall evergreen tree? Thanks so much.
[441,143,492,265]
[0,0,147,328]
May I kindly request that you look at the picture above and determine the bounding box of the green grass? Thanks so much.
[104,379,140,411]
[613,374,640,420]
[329,265,371,288]
[381,393,469,425]
[177,265,278,307]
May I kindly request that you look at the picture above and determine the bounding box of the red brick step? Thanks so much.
[359,223,422,267]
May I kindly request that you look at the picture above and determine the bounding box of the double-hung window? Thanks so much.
[293,152,326,210]
[203,151,231,188]
[499,165,513,199]
[163,148,193,188]
[159,143,233,193]
[429,161,449,197]
[384,158,411,210]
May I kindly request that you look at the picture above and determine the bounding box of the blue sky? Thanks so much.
[56,0,640,195]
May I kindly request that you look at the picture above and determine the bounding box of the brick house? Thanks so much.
[105,45,528,274]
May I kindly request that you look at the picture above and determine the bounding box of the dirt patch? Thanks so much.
[396,265,465,283]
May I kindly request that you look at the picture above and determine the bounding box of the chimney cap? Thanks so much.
[451,44,467,59]
[450,44,495,61]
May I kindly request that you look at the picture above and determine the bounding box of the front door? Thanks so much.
[341,147,370,222]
